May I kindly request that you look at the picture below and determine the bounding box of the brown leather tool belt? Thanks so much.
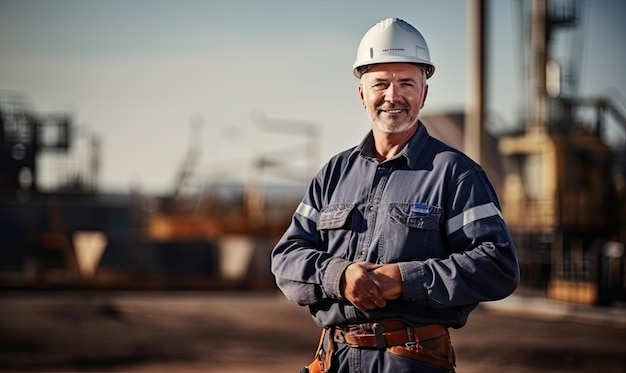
[331,319,456,371]
[333,319,447,349]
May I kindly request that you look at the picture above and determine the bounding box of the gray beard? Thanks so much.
[371,115,418,134]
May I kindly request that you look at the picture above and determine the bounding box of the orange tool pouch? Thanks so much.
[303,327,336,373]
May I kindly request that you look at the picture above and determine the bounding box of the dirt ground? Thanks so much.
[1,290,625,373]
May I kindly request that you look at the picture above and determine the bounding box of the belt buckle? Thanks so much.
[404,326,423,351]
[372,322,386,348]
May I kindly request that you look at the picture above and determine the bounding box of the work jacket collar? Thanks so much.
[351,120,429,169]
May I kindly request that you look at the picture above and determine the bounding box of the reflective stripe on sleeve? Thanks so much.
[446,202,503,234]
[296,202,319,223]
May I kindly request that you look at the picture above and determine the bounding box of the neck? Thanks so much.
[372,124,418,161]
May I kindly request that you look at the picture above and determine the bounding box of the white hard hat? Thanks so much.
[352,17,435,79]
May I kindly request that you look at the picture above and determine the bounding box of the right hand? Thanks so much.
[341,262,386,311]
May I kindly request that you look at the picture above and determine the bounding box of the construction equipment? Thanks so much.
[498,0,626,305]
[0,89,317,290]
[142,111,319,289]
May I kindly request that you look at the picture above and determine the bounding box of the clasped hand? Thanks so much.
[340,262,403,312]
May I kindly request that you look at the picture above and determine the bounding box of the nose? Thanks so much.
[384,83,399,103]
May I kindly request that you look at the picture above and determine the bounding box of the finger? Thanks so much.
[355,299,378,311]
[372,297,386,308]
[364,288,386,308]
[355,289,387,310]
[367,286,382,299]
[356,277,382,295]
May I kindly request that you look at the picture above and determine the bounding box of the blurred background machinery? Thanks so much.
[498,0,626,305]
[0,92,316,290]
[0,0,624,306]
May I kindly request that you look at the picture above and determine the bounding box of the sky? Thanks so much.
[1,0,625,195]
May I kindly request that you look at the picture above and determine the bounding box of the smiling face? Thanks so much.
[359,63,429,135]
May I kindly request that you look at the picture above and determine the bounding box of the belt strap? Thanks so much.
[333,321,448,349]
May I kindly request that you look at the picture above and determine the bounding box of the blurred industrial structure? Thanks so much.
[497,0,626,305]
[0,92,315,290]
[0,0,624,305]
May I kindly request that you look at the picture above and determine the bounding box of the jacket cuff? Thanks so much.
[399,261,431,304]
[322,258,352,300]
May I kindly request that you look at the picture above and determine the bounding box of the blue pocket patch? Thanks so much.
[410,203,430,216]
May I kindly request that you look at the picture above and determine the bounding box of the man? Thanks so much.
[271,17,519,373]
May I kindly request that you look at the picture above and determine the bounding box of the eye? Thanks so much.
[372,82,387,90]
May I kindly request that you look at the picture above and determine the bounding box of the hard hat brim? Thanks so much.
[353,59,435,79]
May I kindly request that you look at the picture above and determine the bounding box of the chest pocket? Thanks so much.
[389,202,440,229]
[316,204,356,259]
[382,203,441,262]
[316,204,355,230]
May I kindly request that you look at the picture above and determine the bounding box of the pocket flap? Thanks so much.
[389,203,440,230]
[316,204,355,231]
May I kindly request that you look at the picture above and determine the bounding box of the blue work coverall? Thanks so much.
[271,122,520,372]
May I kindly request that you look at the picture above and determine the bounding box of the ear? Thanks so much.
[358,85,365,108]
[420,84,429,109]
